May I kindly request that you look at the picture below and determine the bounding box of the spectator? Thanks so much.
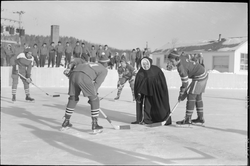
[143,48,150,57]
[64,42,73,68]
[48,42,56,67]
[4,44,15,66]
[114,52,121,70]
[108,54,115,69]
[1,43,6,66]
[56,41,64,67]
[96,45,103,61]
[73,41,82,58]
[90,45,97,62]
[135,48,142,70]
[130,49,136,68]
[39,43,48,67]
[81,42,90,62]
[32,44,39,67]
[196,53,205,67]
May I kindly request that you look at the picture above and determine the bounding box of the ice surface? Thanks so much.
[1,87,247,165]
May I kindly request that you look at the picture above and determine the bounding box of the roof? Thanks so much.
[152,36,247,54]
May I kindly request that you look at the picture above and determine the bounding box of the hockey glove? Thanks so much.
[178,87,188,101]
[63,69,71,78]
[26,77,32,84]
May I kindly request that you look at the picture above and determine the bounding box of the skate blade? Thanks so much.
[60,126,71,131]
[26,100,35,103]
[89,130,103,135]
[175,124,192,128]
[192,123,205,127]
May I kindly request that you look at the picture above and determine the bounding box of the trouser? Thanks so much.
[33,56,39,67]
[81,53,89,62]
[136,60,141,70]
[56,52,63,67]
[12,73,30,96]
[1,57,6,66]
[116,78,135,99]
[6,56,11,66]
[48,52,55,67]
[40,54,47,67]
[185,76,208,119]
[74,53,81,58]
[130,60,136,68]
[90,57,96,62]
[65,53,72,68]
[115,62,120,70]
[64,72,100,120]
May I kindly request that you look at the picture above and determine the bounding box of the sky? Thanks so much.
[1,1,248,50]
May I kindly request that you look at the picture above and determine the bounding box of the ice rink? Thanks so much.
[1,87,248,165]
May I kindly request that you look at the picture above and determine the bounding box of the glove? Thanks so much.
[63,69,71,78]
[136,93,142,103]
[129,76,135,83]
[26,77,32,84]
[178,87,187,102]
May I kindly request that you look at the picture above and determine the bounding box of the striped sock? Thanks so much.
[65,107,74,119]
[12,89,17,95]
[91,109,99,117]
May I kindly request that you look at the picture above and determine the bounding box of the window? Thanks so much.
[240,53,248,70]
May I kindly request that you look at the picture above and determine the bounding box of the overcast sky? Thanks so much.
[1,1,247,50]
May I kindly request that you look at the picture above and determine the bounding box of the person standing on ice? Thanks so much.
[132,57,172,125]
[167,50,208,126]
[11,47,35,102]
[114,56,136,101]
[61,52,109,133]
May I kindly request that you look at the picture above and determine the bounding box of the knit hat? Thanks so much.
[98,52,110,62]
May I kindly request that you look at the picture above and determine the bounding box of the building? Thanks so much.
[152,35,248,74]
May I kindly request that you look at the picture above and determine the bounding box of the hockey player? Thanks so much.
[11,47,35,102]
[167,50,208,126]
[132,57,172,125]
[114,56,136,101]
[61,52,109,133]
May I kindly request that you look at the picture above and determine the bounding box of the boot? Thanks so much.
[25,94,35,102]
[12,94,16,102]
[192,112,205,124]
[176,115,192,125]
[114,96,119,100]
[92,117,103,131]
[61,118,72,131]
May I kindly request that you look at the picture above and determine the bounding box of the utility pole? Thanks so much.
[13,11,25,45]
[146,41,148,49]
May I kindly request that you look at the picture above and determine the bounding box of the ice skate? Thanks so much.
[60,118,73,131]
[25,95,35,102]
[12,94,16,102]
[90,117,103,134]
[176,116,192,128]
[114,96,119,101]
[191,117,205,127]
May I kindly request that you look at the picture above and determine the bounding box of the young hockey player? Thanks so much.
[11,47,35,102]
[62,52,109,133]
[114,56,136,101]
[167,50,208,126]
[132,57,172,125]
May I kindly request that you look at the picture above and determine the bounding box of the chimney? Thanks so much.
[218,34,221,42]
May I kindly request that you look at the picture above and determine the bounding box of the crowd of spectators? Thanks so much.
[1,41,152,71]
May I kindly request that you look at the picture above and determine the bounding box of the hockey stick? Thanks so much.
[99,109,131,130]
[17,72,60,97]
[99,82,126,101]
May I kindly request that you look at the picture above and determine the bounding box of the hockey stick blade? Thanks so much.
[52,95,60,97]
[99,109,130,130]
